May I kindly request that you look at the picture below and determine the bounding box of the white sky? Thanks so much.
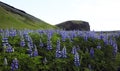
[0,0,120,31]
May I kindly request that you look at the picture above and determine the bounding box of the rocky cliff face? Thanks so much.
[56,20,90,31]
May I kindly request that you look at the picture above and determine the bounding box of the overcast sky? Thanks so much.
[0,0,120,31]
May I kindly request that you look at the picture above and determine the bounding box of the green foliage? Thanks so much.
[0,32,120,71]
[8,36,21,47]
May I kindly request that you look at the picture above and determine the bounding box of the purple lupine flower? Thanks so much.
[56,39,60,51]
[27,49,32,54]
[113,43,118,56]
[47,32,52,40]
[20,39,25,47]
[24,33,29,41]
[32,46,38,57]
[104,38,109,45]
[38,30,44,35]
[73,31,77,37]
[2,37,8,46]
[6,44,14,53]
[23,31,28,36]
[47,39,52,50]
[39,39,43,47]
[4,58,8,66]
[99,31,104,40]
[9,30,16,37]
[71,46,77,55]
[4,29,9,37]
[61,46,67,58]
[2,37,8,43]
[60,31,66,42]
[25,35,32,42]
[11,58,19,71]
[89,31,95,39]
[69,31,74,40]
[109,38,114,45]
[84,35,88,41]
[56,50,61,58]
[55,39,61,58]
[29,53,33,57]
[69,31,77,41]
[97,43,101,49]
[27,41,33,49]
[90,47,94,58]
[97,45,101,49]
[74,52,80,66]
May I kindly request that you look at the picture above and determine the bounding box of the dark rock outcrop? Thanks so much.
[56,20,90,31]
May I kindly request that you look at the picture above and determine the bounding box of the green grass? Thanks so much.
[0,6,57,29]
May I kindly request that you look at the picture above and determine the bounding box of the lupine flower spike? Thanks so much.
[74,52,80,66]
[20,39,25,47]
[90,47,94,58]
[56,39,60,51]
[61,46,67,58]
[71,46,77,55]
[32,45,38,57]
[11,58,19,71]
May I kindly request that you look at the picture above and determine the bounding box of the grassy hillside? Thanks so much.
[0,5,57,29]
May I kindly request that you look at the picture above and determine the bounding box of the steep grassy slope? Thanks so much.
[0,2,57,29]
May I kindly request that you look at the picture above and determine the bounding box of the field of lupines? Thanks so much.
[0,29,120,71]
